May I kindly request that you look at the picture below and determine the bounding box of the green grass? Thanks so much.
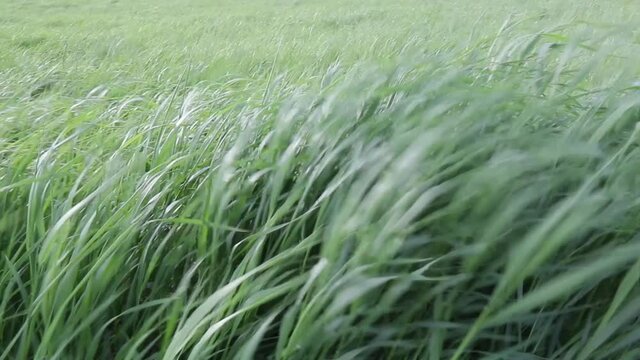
[2,0,640,359]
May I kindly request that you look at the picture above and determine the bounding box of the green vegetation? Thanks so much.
[1,0,640,358]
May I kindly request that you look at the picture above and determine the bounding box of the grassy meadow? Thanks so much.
[2,0,640,359]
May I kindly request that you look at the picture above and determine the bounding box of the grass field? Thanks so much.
[2,0,640,359]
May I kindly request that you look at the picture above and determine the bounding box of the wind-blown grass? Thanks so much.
[2,1,640,358]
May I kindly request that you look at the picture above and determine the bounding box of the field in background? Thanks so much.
[1,0,637,91]
[2,0,640,359]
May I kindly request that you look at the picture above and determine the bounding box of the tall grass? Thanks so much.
[2,19,640,360]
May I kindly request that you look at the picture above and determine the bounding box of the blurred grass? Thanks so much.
[1,0,640,359]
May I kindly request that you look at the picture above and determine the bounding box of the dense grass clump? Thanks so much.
[2,0,640,359]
